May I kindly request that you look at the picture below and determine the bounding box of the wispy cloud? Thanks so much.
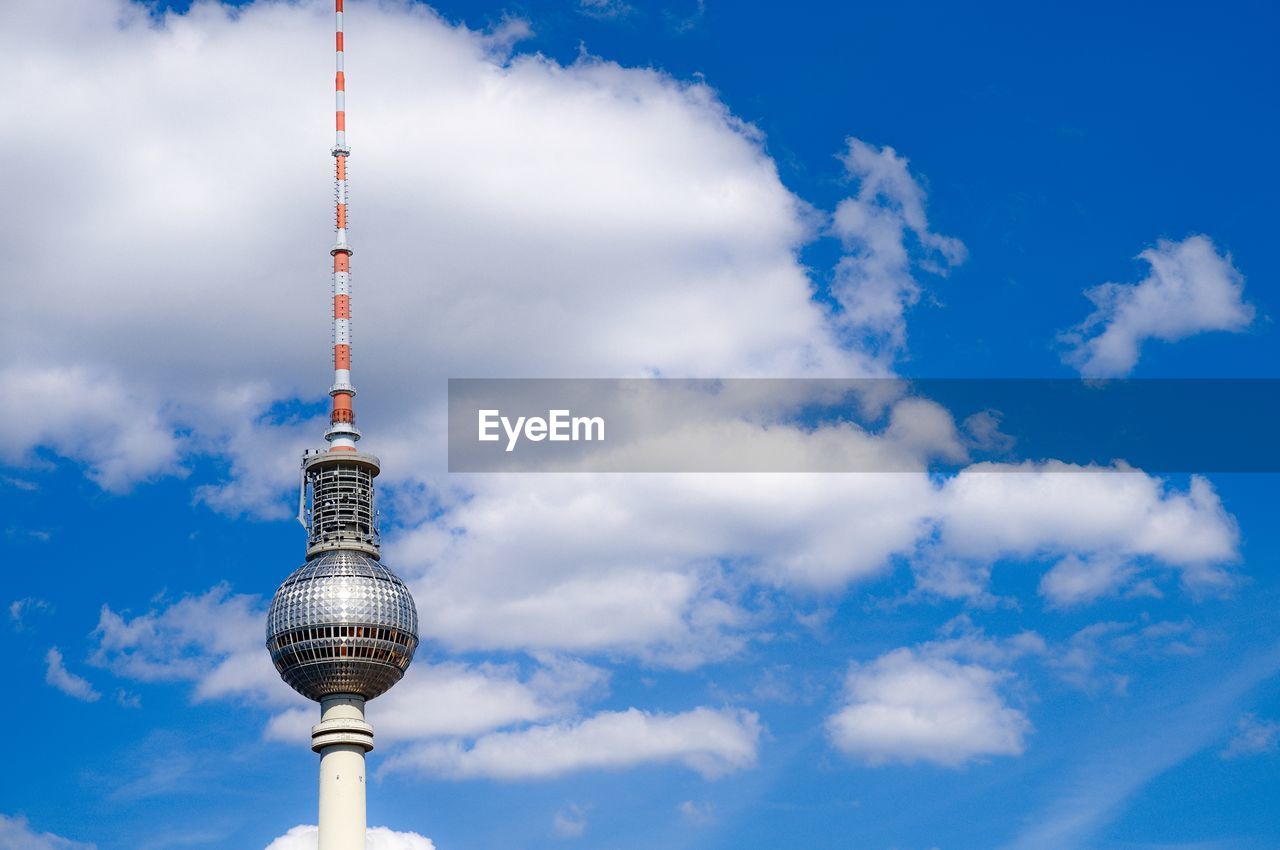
[0,814,95,850]
[552,804,589,838]
[677,800,715,824]
[9,596,51,630]
[577,0,635,20]
[1220,713,1279,759]
[831,139,966,360]
[1000,642,1280,850]
[45,647,101,703]
[383,707,761,780]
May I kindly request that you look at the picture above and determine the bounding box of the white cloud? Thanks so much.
[91,581,759,785]
[1,367,183,491]
[578,0,635,20]
[45,647,101,703]
[677,800,715,825]
[88,468,1238,716]
[1220,713,1279,759]
[827,647,1030,767]
[383,706,761,780]
[14,10,1250,799]
[399,462,1238,665]
[9,3,1246,687]
[265,657,607,745]
[0,815,94,850]
[931,464,1239,597]
[551,804,589,838]
[1049,619,1204,693]
[826,615,1223,770]
[91,580,641,759]
[1038,554,1139,607]
[917,613,1205,697]
[831,139,966,358]
[91,583,609,741]
[88,464,1240,715]
[393,471,937,663]
[264,825,434,850]
[920,616,1047,668]
[9,0,867,506]
[1062,234,1253,377]
[90,584,298,706]
[9,597,51,630]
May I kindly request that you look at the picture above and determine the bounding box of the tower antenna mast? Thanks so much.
[327,0,357,452]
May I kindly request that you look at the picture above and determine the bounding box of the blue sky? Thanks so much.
[3,2,1278,849]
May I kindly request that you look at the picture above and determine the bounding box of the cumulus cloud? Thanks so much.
[45,647,101,702]
[1062,234,1253,377]
[90,585,297,706]
[265,657,607,745]
[264,825,434,850]
[397,461,1239,664]
[89,582,618,747]
[12,5,1255,801]
[826,615,1219,768]
[9,0,866,508]
[94,583,760,784]
[831,139,966,358]
[383,707,762,780]
[9,4,1247,693]
[393,471,937,664]
[827,647,1030,767]
[929,464,1239,598]
[0,815,94,850]
[88,467,1239,716]
[1,367,183,491]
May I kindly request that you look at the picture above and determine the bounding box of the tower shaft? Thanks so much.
[327,0,358,452]
[313,695,374,850]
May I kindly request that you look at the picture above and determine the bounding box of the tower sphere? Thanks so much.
[266,550,419,701]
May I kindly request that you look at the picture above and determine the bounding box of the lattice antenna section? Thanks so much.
[302,450,381,559]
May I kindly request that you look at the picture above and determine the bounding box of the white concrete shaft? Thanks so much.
[319,744,365,850]
[313,695,374,850]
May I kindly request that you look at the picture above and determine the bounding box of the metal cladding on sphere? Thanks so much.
[267,549,419,701]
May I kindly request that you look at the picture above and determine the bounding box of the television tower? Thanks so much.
[266,3,419,849]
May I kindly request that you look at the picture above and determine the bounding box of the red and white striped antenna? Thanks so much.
[325,0,358,452]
